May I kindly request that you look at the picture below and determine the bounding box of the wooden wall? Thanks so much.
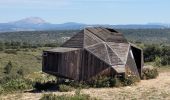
[79,49,116,81]
[42,49,117,81]
[125,50,140,78]
[42,49,82,80]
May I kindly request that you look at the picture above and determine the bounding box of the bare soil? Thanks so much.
[1,72,170,100]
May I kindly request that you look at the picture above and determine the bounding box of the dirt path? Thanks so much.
[1,72,170,100]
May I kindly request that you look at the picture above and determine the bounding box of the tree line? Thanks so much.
[142,44,170,66]
[0,41,59,51]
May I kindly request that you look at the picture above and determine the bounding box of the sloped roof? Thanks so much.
[62,27,130,66]
[61,30,84,48]
[45,47,79,53]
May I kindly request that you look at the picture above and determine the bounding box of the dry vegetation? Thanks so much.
[0,67,169,100]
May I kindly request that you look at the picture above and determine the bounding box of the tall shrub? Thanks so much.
[4,61,13,74]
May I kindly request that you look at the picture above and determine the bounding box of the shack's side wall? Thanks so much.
[125,50,140,78]
[79,50,117,81]
[131,46,143,77]
[42,49,118,81]
[42,49,82,80]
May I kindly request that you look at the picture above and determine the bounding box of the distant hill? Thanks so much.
[10,17,47,25]
[0,17,169,32]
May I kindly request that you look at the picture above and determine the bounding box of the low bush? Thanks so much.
[4,61,13,74]
[141,67,159,80]
[40,90,93,100]
[109,77,122,87]
[69,81,89,89]
[87,75,139,88]
[34,75,140,93]
[2,78,33,92]
[58,84,74,92]
[121,75,140,86]
[0,77,33,94]
[90,76,110,88]
[0,73,24,84]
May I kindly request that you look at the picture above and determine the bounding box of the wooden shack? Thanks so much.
[42,27,144,81]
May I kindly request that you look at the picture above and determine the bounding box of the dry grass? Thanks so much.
[1,68,170,100]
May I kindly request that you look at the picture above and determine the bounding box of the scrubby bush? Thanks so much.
[17,66,24,77]
[0,60,35,94]
[40,90,92,100]
[154,56,162,67]
[143,44,170,66]
[0,74,20,84]
[34,75,140,93]
[109,77,122,87]
[2,78,33,92]
[0,77,33,94]
[87,75,139,88]
[71,89,91,100]
[141,67,159,80]
[4,61,13,74]
[143,44,161,62]
[161,55,170,66]
[69,81,89,89]
[91,76,110,88]
[58,84,74,92]
[121,75,140,86]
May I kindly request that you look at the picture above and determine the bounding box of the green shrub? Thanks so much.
[94,76,110,88]
[86,75,139,88]
[2,78,33,92]
[87,76,110,88]
[121,75,140,86]
[59,84,73,92]
[142,67,159,80]
[154,56,162,67]
[4,61,13,74]
[109,77,122,87]
[69,81,89,89]
[161,55,170,66]
[0,74,20,84]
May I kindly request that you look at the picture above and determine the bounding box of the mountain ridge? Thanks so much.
[0,17,169,32]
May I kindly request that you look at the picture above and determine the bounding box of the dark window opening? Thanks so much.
[106,28,118,33]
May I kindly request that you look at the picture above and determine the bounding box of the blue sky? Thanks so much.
[0,0,169,24]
